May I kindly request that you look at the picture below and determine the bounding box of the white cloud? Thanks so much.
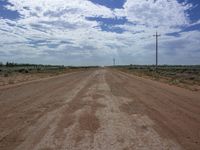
[124,0,191,26]
[114,0,193,35]
[7,0,115,18]
[0,0,199,65]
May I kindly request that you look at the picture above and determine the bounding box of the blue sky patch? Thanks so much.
[27,39,48,47]
[166,32,181,37]
[87,17,127,25]
[178,0,200,22]
[87,17,127,33]
[100,24,125,33]
[0,0,20,20]
[182,23,200,32]
[90,0,125,9]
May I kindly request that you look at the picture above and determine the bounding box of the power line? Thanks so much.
[153,31,161,70]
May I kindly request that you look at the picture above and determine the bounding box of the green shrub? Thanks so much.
[18,69,29,73]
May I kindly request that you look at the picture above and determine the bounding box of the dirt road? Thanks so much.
[0,69,199,150]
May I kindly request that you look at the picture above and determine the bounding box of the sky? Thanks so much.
[0,0,200,66]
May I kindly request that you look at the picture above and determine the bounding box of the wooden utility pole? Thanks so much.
[113,58,115,66]
[153,32,161,69]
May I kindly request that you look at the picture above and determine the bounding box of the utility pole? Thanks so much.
[153,32,161,70]
[113,58,115,66]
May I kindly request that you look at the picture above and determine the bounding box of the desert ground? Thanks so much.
[0,69,199,150]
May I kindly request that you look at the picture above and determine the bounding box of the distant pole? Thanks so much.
[153,32,161,70]
[113,58,115,66]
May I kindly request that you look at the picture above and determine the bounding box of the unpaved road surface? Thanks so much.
[0,69,200,150]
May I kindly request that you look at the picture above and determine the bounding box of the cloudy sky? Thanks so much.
[0,0,200,66]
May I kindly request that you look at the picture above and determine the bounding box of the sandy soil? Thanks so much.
[0,69,84,86]
[0,69,199,150]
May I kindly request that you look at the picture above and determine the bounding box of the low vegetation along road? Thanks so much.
[0,69,200,150]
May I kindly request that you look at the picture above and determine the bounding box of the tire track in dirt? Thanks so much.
[30,70,105,150]
[88,70,181,150]
[0,69,199,150]
[0,70,94,150]
[34,69,183,150]
[107,70,200,150]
